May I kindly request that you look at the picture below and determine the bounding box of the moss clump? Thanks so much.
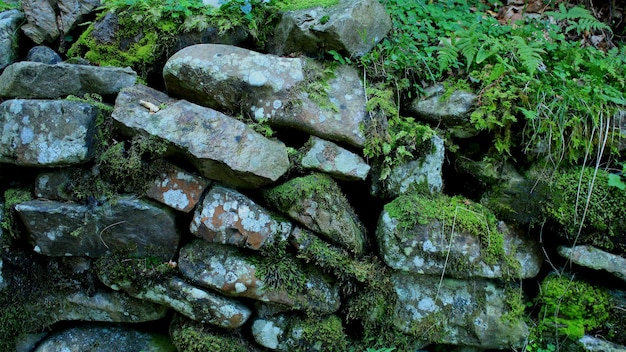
[274,0,339,11]
[544,166,626,252]
[535,275,612,341]
[1,187,33,240]
[285,315,348,352]
[170,315,251,352]
[385,192,518,276]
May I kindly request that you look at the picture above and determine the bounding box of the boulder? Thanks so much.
[391,272,529,349]
[26,46,63,64]
[179,240,341,314]
[376,193,542,279]
[112,84,289,188]
[267,0,391,58]
[371,134,445,198]
[299,136,370,181]
[34,168,77,201]
[190,185,292,250]
[15,197,179,260]
[409,84,478,138]
[0,62,137,98]
[252,314,348,351]
[264,173,366,254]
[0,99,98,166]
[33,325,174,352]
[21,0,100,44]
[558,245,626,283]
[145,162,211,213]
[0,10,24,70]
[579,335,626,352]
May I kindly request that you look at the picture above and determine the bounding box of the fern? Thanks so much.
[437,39,458,73]
[511,36,545,75]
[546,4,611,35]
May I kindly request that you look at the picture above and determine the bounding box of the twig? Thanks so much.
[99,220,126,249]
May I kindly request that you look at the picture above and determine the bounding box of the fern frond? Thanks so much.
[456,31,480,71]
[546,4,611,35]
[437,40,459,73]
[511,36,545,75]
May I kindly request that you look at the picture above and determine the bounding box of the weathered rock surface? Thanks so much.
[112,84,289,188]
[558,245,626,283]
[252,314,347,351]
[0,62,137,98]
[391,272,529,349]
[376,194,542,279]
[26,45,63,64]
[146,163,211,213]
[371,134,445,197]
[268,64,368,148]
[579,335,626,352]
[34,168,77,200]
[267,0,391,58]
[264,173,366,254]
[163,43,305,114]
[179,240,341,314]
[409,84,478,138]
[15,197,179,259]
[0,10,24,70]
[0,99,98,166]
[299,136,370,181]
[190,185,292,250]
[21,0,100,44]
[33,325,175,352]
[97,267,251,329]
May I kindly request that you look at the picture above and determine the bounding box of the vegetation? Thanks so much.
[1,187,32,240]
[0,0,19,11]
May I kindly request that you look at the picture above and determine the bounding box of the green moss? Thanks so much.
[254,243,307,297]
[264,173,339,213]
[544,166,626,251]
[291,315,348,352]
[274,0,339,11]
[1,187,33,240]
[170,315,249,352]
[536,275,612,341]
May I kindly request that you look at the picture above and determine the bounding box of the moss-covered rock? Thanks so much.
[170,314,257,352]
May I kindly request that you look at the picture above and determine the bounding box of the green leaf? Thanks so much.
[608,174,626,190]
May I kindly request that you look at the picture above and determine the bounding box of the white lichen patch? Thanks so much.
[162,189,190,210]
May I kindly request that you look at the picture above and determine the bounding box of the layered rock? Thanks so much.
[146,162,211,213]
[558,245,626,283]
[0,10,23,70]
[21,0,100,44]
[112,84,289,188]
[299,136,370,181]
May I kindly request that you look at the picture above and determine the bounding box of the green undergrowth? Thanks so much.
[544,166,626,252]
[1,187,32,240]
[170,315,250,352]
[0,0,19,11]
[274,0,338,11]
[528,275,612,350]
[360,0,625,168]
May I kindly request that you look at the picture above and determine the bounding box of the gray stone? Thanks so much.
[98,271,251,329]
[409,84,478,138]
[0,62,137,98]
[391,272,529,349]
[16,333,49,352]
[579,335,626,352]
[15,197,179,260]
[179,240,341,314]
[267,0,391,58]
[371,134,445,197]
[112,84,289,188]
[21,0,100,44]
[33,325,175,352]
[34,168,76,200]
[616,109,626,153]
[189,185,292,250]
[26,45,63,64]
[264,173,366,254]
[300,136,370,181]
[252,314,347,351]
[376,194,543,279]
[558,245,626,283]
[164,44,305,114]
[146,162,211,213]
[0,10,24,70]
[0,99,98,166]
[58,290,169,322]
[268,64,368,148]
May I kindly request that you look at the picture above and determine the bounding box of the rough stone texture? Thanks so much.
[409,84,478,138]
[15,197,179,259]
[163,44,305,113]
[579,335,626,352]
[269,64,368,148]
[146,163,211,213]
[0,62,137,98]
[371,134,445,198]
[391,272,529,349]
[0,10,24,70]
[179,240,341,314]
[376,196,543,279]
[616,109,626,153]
[264,173,366,254]
[558,245,626,283]
[267,0,391,58]
[21,0,100,44]
[112,84,289,188]
[252,314,347,351]
[26,45,63,64]
[98,272,251,329]
[34,168,77,200]
[58,290,169,323]
[0,99,98,166]
[190,185,292,250]
[33,325,174,352]
[299,136,370,181]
